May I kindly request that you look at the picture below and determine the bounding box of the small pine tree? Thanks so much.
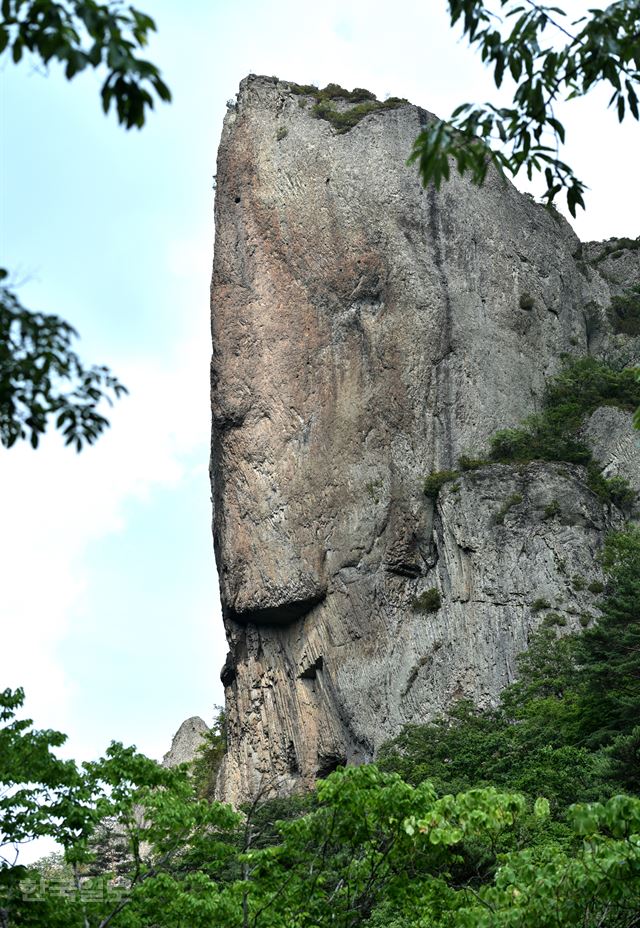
[191,707,227,799]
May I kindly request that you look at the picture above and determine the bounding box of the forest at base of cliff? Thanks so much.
[2,521,639,928]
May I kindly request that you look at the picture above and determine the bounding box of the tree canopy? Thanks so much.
[411,1,640,215]
[0,0,170,129]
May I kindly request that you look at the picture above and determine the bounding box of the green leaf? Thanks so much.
[534,797,550,818]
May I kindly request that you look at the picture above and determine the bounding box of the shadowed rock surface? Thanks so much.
[210,75,639,804]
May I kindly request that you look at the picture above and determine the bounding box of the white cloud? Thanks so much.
[0,323,211,739]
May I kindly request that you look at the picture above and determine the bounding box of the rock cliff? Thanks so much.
[210,75,639,804]
[162,716,209,768]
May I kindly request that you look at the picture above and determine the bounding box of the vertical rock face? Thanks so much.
[210,75,638,804]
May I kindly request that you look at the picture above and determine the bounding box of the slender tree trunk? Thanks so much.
[73,862,90,928]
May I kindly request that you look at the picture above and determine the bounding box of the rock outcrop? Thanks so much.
[210,75,639,804]
[162,717,209,768]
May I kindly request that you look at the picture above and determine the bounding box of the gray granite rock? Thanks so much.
[581,407,640,494]
[210,75,638,803]
[162,717,209,768]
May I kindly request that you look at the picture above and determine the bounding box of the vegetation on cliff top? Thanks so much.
[289,81,408,134]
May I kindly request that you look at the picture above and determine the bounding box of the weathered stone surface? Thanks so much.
[581,239,640,364]
[583,238,640,297]
[581,407,640,491]
[210,75,638,803]
[162,717,209,768]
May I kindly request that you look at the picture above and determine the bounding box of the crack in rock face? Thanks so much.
[210,75,639,804]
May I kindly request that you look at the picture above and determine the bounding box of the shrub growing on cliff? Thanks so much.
[494,492,523,524]
[591,237,640,264]
[380,526,640,801]
[458,453,487,471]
[488,357,640,469]
[412,588,441,613]
[609,284,640,336]
[586,463,636,510]
[545,356,639,414]
[489,419,591,464]
[290,82,376,103]
[543,498,561,519]
[423,469,459,499]
[192,707,227,800]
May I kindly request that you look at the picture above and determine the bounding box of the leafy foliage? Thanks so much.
[577,528,640,756]
[457,795,640,927]
[0,687,78,855]
[409,1,640,215]
[0,271,127,449]
[3,566,640,928]
[1,0,166,453]
[0,0,171,129]
[380,526,640,803]
[191,708,227,800]
[1,688,241,927]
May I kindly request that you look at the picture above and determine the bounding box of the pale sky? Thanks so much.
[1,0,638,859]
